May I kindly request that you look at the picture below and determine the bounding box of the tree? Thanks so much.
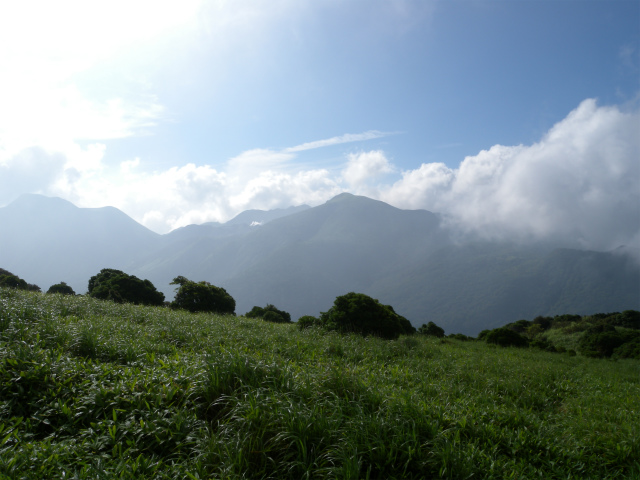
[87,268,164,306]
[485,327,529,348]
[170,276,235,315]
[245,304,292,323]
[319,292,410,340]
[297,315,321,330]
[578,324,627,358]
[47,282,76,295]
[0,274,28,290]
[418,321,445,337]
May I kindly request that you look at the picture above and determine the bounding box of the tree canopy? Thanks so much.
[245,304,292,323]
[319,292,414,340]
[0,269,39,291]
[87,268,164,306]
[47,282,76,296]
[170,276,235,315]
[418,321,445,337]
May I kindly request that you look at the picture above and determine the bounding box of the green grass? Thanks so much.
[0,288,639,479]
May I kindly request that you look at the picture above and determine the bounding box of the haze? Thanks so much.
[0,1,638,251]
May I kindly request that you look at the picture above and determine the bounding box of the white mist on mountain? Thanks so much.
[380,99,640,251]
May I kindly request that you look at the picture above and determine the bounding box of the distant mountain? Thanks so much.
[0,194,161,293]
[1,193,638,334]
[163,204,310,243]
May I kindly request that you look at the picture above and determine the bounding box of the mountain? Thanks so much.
[1,193,638,334]
[0,194,162,293]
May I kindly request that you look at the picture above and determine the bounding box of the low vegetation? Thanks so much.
[88,268,165,306]
[245,304,292,323]
[170,276,236,315]
[0,287,638,479]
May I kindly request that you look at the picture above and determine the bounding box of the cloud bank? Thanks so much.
[1,99,638,251]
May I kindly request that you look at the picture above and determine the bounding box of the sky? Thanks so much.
[0,0,638,250]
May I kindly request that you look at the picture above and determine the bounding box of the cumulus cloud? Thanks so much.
[1,98,637,252]
[381,99,640,250]
[342,150,395,190]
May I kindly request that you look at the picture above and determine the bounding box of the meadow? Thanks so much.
[0,288,638,479]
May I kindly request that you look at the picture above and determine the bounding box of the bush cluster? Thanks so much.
[170,276,235,315]
[88,269,165,306]
[246,304,291,323]
[317,292,415,340]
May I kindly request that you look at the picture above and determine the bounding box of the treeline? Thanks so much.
[1,267,638,358]
[477,311,640,360]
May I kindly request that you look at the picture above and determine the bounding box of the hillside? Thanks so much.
[0,288,638,479]
[1,193,638,334]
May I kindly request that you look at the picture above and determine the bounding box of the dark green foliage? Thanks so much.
[0,274,28,290]
[485,327,529,348]
[418,321,445,338]
[604,310,640,329]
[170,276,235,315]
[245,304,292,323]
[319,292,409,340]
[505,319,532,333]
[477,329,490,341]
[88,268,164,306]
[578,324,640,358]
[297,315,321,329]
[551,314,582,328]
[46,282,75,296]
[448,333,472,341]
[532,315,553,330]
[612,337,640,359]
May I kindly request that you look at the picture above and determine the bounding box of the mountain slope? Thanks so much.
[0,194,161,293]
[1,193,638,334]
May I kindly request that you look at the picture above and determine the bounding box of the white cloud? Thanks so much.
[382,99,640,250]
[285,131,392,153]
[1,98,637,252]
[342,150,395,188]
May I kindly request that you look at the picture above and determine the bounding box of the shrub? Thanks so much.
[612,337,640,360]
[505,319,532,333]
[485,327,529,348]
[605,310,640,330]
[448,333,472,341]
[170,276,235,315]
[297,315,321,330]
[0,274,28,290]
[477,329,491,341]
[532,315,553,330]
[245,304,292,323]
[46,282,76,295]
[418,321,445,338]
[88,268,164,306]
[579,325,640,358]
[319,292,410,340]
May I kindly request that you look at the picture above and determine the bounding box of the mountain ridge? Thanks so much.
[1,193,638,334]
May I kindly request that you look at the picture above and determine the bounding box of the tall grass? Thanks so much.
[0,288,638,478]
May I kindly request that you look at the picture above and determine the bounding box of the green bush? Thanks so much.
[245,304,292,323]
[605,310,640,330]
[612,337,640,359]
[88,268,164,306]
[319,292,410,340]
[485,327,529,348]
[170,276,235,315]
[46,282,75,296]
[418,321,445,338]
[0,274,28,290]
[579,324,640,358]
[297,315,321,330]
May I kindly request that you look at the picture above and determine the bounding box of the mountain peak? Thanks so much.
[7,194,77,211]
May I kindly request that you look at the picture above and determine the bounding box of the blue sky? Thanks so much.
[0,1,638,249]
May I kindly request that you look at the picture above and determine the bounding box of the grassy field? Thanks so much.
[0,288,638,479]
